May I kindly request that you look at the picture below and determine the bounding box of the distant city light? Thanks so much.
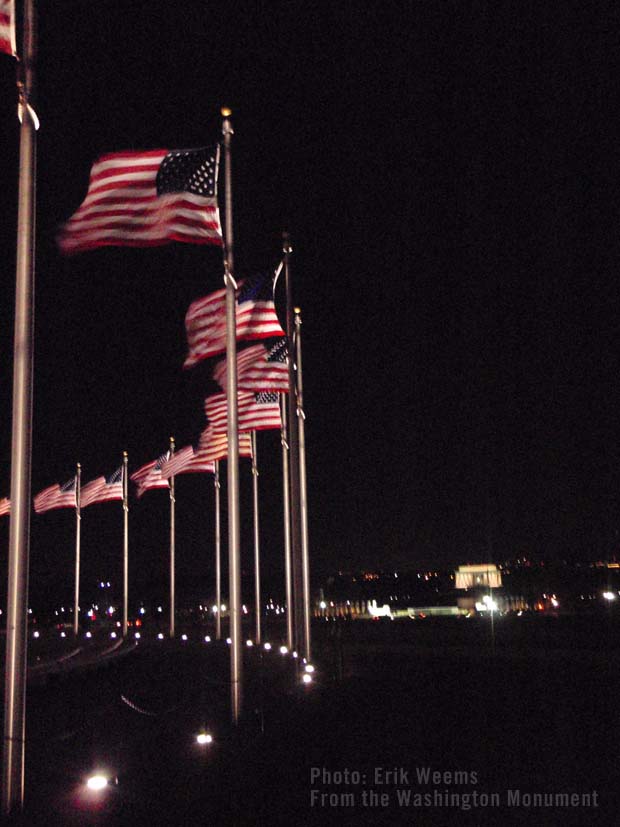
[134,632,141,639]
[204,635,211,643]
[226,638,231,645]
[60,632,66,638]
[302,673,312,684]
[246,640,253,647]
[279,646,288,655]
[305,664,315,673]
[264,642,271,651]
[319,601,327,610]
[33,631,39,638]
[110,632,117,639]
[157,606,163,613]
[181,634,188,641]
[139,607,145,615]
[603,592,616,601]
[221,604,227,612]
[85,632,92,639]
[196,733,213,745]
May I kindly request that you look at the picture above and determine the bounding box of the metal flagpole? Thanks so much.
[169,437,175,638]
[221,107,242,723]
[3,0,38,812]
[280,396,294,650]
[294,308,312,662]
[73,464,81,637]
[214,460,222,640]
[251,432,261,644]
[122,451,129,638]
[284,233,303,653]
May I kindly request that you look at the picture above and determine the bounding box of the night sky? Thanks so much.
[0,2,619,610]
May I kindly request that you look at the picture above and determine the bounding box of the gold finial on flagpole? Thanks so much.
[221,107,232,117]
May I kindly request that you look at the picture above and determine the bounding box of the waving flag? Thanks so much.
[80,467,123,508]
[57,146,222,255]
[184,272,285,368]
[33,477,77,513]
[0,1,16,57]
[159,445,215,479]
[0,497,10,517]
[213,339,289,393]
[198,427,253,462]
[205,390,281,433]
[131,453,170,497]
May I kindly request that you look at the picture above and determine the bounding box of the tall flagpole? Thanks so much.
[169,437,176,638]
[3,0,38,812]
[73,464,81,637]
[280,396,294,650]
[284,233,303,653]
[221,107,242,723]
[122,451,129,638]
[214,460,221,640]
[251,432,261,644]
[294,308,312,662]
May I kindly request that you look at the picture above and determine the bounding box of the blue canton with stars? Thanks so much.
[156,147,218,197]
[238,273,276,305]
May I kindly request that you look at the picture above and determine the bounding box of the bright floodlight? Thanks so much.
[86,774,108,791]
[85,631,92,638]
[157,633,164,640]
[264,642,271,651]
[33,631,39,638]
[196,733,213,745]
[60,632,66,638]
[305,664,315,673]
[204,635,211,643]
[110,632,117,639]
[181,634,188,641]
[603,592,616,601]
[246,640,253,647]
[302,673,313,684]
[134,632,141,639]
[279,645,288,655]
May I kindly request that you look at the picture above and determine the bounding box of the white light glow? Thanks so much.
[603,592,616,601]
[33,631,39,638]
[204,635,211,643]
[279,646,288,655]
[246,640,253,647]
[134,632,141,639]
[110,632,117,639]
[305,664,315,673]
[157,633,164,640]
[302,673,312,684]
[264,642,271,651]
[60,632,66,638]
[226,637,231,645]
[196,733,213,745]
[292,650,298,658]
[86,775,108,791]
[181,634,188,641]
[85,632,92,639]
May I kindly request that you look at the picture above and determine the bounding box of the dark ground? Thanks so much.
[3,613,619,826]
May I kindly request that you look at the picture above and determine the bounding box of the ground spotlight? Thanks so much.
[86,774,108,792]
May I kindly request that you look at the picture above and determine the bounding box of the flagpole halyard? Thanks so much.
[221,106,243,723]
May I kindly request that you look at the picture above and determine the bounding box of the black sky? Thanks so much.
[1,1,619,609]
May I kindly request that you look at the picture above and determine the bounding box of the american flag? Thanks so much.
[57,147,222,255]
[80,467,124,508]
[198,427,253,462]
[0,497,10,517]
[33,477,77,514]
[213,339,289,393]
[0,1,16,57]
[159,444,216,479]
[130,453,170,497]
[184,273,285,368]
[205,390,282,433]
